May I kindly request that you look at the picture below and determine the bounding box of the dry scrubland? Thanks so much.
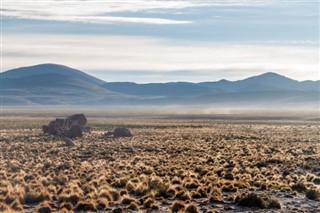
[0,115,320,212]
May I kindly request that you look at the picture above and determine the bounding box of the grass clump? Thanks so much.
[172,200,185,212]
[121,195,138,205]
[306,188,320,201]
[127,201,139,210]
[24,190,50,204]
[75,200,97,211]
[209,187,222,202]
[185,204,200,213]
[37,201,53,213]
[291,183,307,192]
[96,197,109,210]
[237,193,281,209]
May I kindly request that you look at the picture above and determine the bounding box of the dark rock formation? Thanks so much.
[104,127,133,138]
[66,125,83,138]
[113,127,133,138]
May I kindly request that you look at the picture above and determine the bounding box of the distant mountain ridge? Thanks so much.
[1,64,319,107]
[2,63,105,85]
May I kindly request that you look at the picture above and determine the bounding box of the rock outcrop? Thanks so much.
[105,127,133,138]
[42,114,89,146]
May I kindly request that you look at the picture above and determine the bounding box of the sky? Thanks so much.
[1,0,319,82]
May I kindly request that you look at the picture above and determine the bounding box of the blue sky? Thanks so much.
[2,0,319,82]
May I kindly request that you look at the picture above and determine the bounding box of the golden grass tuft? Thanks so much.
[185,204,200,213]
[96,197,109,210]
[209,187,222,202]
[75,200,97,211]
[172,200,185,212]
[37,201,53,213]
[1,117,319,212]
[121,195,139,205]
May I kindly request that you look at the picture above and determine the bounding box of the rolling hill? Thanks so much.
[1,64,130,105]
[2,63,105,85]
[1,64,319,107]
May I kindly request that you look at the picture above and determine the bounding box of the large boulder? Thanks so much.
[42,114,89,138]
[113,127,133,138]
[66,125,83,138]
[65,114,87,130]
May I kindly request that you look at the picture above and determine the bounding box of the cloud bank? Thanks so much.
[2,0,203,25]
[2,0,278,25]
[3,34,318,82]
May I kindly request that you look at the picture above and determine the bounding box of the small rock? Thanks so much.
[42,125,50,134]
[104,131,114,138]
[113,127,132,137]
[224,206,235,210]
[64,137,76,147]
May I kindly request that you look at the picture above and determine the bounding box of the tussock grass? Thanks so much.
[0,118,319,212]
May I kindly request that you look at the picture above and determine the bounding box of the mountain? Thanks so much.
[102,82,223,97]
[1,64,319,107]
[1,64,129,105]
[1,63,105,85]
[199,72,319,92]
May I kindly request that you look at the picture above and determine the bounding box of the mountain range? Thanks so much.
[1,64,319,108]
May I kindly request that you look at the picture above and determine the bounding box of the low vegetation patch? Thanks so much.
[0,117,319,212]
[237,193,281,209]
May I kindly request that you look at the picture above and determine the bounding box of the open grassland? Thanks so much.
[0,116,319,212]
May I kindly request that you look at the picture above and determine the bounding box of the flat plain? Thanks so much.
[0,112,319,212]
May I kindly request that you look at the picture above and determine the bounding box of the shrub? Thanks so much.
[96,197,109,210]
[237,193,281,209]
[75,200,97,211]
[109,189,120,201]
[59,193,80,205]
[111,207,123,213]
[121,195,138,205]
[134,183,149,196]
[37,201,53,213]
[143,198,155,208]
[291,183,307,192]
[172,201,185,212]
[24,190,50,204]
[306,189,320,200]
[59,202,73,211]
[127,202,139,210]
[185,204,200,213]
[98,189,112,200]
[155,183,172,198]
[237,193,267,208]
[209,187,222,202]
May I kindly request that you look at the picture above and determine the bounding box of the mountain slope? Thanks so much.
[1,63,105,85]
[1,65,127,105]
[102,82,224,97]
[199,72,319,91]
[1,64,319,107]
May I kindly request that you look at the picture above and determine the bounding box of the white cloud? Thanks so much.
[1,0,279,25]
[2,11,192,25]
[2,34,319,82]
[1,0,203,25]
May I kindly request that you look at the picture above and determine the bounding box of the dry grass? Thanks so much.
[0,117,319,212]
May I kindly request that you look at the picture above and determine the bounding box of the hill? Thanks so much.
[1,64,319,108]
[1,63,105,85]
[1,64,128,105]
